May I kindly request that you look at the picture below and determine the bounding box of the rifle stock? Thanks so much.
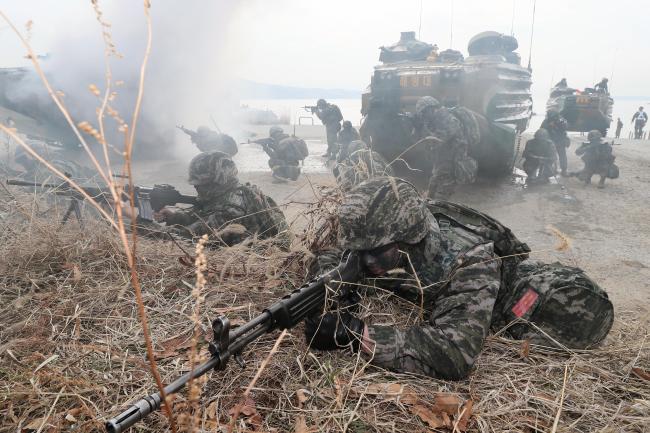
[105,252,361,433]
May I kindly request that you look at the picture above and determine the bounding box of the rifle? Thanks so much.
[105,252,361,433]
[176,125,197,141]
[6,179,197,224]
[249,138,276,158]
[302,105,318,114]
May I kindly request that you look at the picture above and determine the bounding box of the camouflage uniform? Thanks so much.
[187,126,238,156]
[522,128,556,183]
[337,121,360,147]
[540,111,570,175]
[575,130,616,188]
[413,97,477,200]
[162,151,290,247]
[332,140,394,191]
[313,99,343,157]
[309,177,612,379]
[254,127,308,182]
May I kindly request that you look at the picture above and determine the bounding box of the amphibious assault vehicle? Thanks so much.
[546,84,613,135]
[360,31,533,176]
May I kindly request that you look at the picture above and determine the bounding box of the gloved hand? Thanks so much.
[304,312,364,352]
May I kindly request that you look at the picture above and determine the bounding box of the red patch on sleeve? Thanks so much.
[511,288,539,318]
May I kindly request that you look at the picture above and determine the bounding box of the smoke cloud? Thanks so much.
[5,1,244,159]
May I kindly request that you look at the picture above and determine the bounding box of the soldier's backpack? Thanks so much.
[450,106,481,147]
[426,200,530,286]
[426,201,613,349]
[236,183,291,247]
[496,261,614,349]
[607,163,620,179]
[278,137,309,161]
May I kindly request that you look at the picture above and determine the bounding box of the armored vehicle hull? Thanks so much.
[360,31,532,178]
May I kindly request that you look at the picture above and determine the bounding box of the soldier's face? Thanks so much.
[361,242,401,276]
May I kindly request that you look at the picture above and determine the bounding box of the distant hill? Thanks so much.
[240,80,361,99]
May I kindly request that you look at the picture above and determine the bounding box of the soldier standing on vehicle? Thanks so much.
[304,177,613,379]
[555,78,568,88]
[522,128,556,184]
[631,107,648,139]
[411,96,478,200]
[312,99,343,159]
[575,130,617,189]
[337,120,360,149]
[178,125,238,156]
[153,151,290,247]
[252,126,309,183]
[594,77,609,94]
[615,118,624,139]
[541,110,570,176]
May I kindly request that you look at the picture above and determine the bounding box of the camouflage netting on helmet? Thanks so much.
[188,151,238,187]
[338,176,436,250]
[334,148,394,192]
[534,128,550,140]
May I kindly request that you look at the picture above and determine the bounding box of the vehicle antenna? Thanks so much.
[527,0,536,70]
[610,47,618,83]
[449,0,454,47]
[510,0,516,36]
[418,0,423,39]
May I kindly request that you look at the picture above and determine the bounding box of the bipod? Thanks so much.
[59,173,84,228]
[61,197,84,228]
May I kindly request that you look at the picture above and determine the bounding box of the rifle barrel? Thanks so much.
[7,179,62,189]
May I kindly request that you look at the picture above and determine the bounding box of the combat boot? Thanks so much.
[597,176,606,189]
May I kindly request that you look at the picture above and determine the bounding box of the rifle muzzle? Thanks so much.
[105,393,161,433]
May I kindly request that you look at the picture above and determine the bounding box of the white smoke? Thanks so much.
[7,1,244,159]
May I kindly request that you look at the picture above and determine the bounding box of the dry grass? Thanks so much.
[1,192,648,433]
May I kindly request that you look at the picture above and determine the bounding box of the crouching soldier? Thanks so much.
[522,128,556,184]
[253,126,309,182]
[411,96,479,200]
[575,130,618,189]
[154,151,290,248]
[305,177,613,379]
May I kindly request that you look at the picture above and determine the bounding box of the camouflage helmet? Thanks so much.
[197,125,211,135]
[269,126,284,137]
[316,98,327,108]
[415,96,440,114]
[338,177,435,250]
[342,120,352,129]
[188,151,238,186]
[534,128,550,140]
[587,130,602,142]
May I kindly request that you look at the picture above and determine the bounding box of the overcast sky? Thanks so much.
[1,0,647,98]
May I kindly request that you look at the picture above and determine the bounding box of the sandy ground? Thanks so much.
[128,133,650,318]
